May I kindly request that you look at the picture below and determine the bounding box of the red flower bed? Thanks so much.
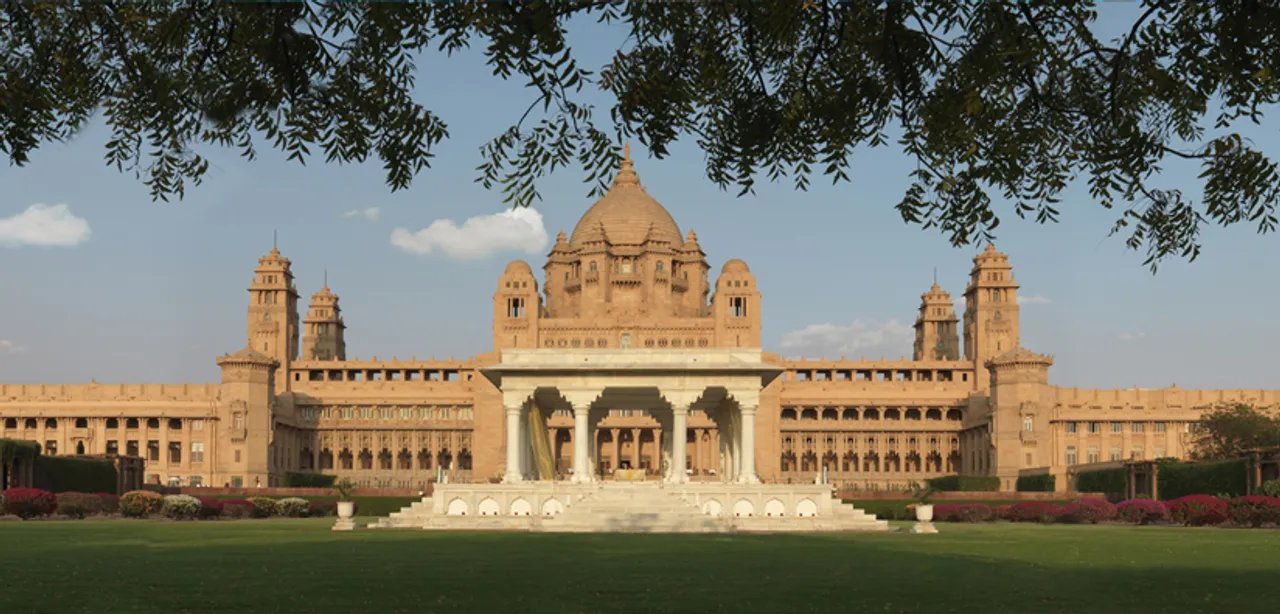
[1115,499,1168,524]
[1,487,58,519]
[1166,495,1228,526]
[221,499,256,519]
[934,503,993,522]
[197,498,224,519]
[992,505,1013,521]
[1006,501,1061,523]
[95,493,120,514]
[1058,498,1118,524]
[1226,496,1280,528]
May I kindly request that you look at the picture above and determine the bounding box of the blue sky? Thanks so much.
[1,4,1277,390]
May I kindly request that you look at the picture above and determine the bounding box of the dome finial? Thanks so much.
[614,142,640,187]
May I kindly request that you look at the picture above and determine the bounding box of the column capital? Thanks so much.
[501,388,535,412]
[726,388,760,411]
[661,389,703,412]
[558,388,601,411]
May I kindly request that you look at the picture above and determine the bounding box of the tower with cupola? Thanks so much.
[246,243,300,392]
[914,282,960,360]
[301,277,346,361]
[962,244,1021,389]
[494,260,541,350]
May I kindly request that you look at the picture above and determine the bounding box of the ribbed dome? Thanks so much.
[569,144,682,248]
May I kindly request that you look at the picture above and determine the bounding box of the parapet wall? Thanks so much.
[0,383,222,402]
[1049,386,1280,410]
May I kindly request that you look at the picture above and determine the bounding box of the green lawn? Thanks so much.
[1,520,1275,613]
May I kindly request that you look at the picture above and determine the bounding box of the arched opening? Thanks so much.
[339,448,353,470]
[358,448,373,470]
[24,418,37,429]
[904,408,922,421]
[800,408,818,420]
[126,418,139,429]
[105,418,119,429]
[780,450,797,472]
[168,418,182,430]
[45,418,58,429]
[458,448,473,471]
[842,451,858,472]
[883,408,901,420]
[863,409,880,421]
[146,418,160,429]
[780,408,797,421]
[299,448,314,470]
[417,448,433,470]
[437,449,453,471]
[821,408,838,421]
[75,418,88,429]
[75,441,85,455]
[320,449,334,470]
[3,418,16,429]
[946,409,963,421]
[842,408,858,420]
[397,448,412,470]
[378,448,392,470]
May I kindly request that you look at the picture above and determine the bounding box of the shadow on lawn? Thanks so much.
[2,524,1274,614]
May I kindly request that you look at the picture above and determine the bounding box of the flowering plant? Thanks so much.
[1,487,57,519]
[1115,499,1167,524]
[161,494,202,520]
[119,490,164,518]
[1166,495,1228,526]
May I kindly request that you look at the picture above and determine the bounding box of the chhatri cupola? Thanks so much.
[542,144,711,320]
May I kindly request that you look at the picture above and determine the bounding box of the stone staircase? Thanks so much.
[536,483,730,533]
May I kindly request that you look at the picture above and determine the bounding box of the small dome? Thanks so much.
[504,260,533,275]
[721,259,750,274]
[569,144,682,248]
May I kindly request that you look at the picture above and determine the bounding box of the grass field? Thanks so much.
[1,520,1275,613]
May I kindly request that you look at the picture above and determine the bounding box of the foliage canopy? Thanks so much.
[1189,403,1280,460]
[2,1,1279,270]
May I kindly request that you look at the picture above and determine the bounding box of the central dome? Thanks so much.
[569,144,683,248]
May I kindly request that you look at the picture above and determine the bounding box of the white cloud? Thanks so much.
[0,204,91,247]
[778,319,916,359]
[390,207,548,260]
[1017,295,1051,305]
[0,339,25,354]
[1118,331,1147,342]
[344,207,381,221]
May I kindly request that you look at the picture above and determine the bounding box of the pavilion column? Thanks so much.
[671,406,689,484]
[611,428,621,474]
[631,428,642,469]
[572,405,590,483]
[739,404,760,484]
[502,405,524,484]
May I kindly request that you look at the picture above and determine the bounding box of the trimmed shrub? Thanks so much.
[2,487,58,519]
[96,493,120,514]
[1226,496,1280,528]
[1166,494,1229,526]
[197,498,224,519]
[926,475,1000,492]
[1057,498,1118,524]
[992,505,1013,521]
[276,497,311,518]
[246,497,277,518]
[1075,468,1127,499]
[32,455,118,494]
[934,503,992,522]
[1115,499,1167,524]
[282,472,337,488]
[307,500,357,517]
[161,495,202,520]
[222,499,256,519]
[1157,459,1249,500]
[1259,479,1280,497]
[1016,474,1056,492]
[56,492,104,519]
[1006,501,1061,523]
[119,490,165,518]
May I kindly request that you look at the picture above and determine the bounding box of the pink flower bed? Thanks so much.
[197,498,224,519]
[1115,499,1168,524]
[934,503,993,522]
[1006,501,1062,523]
[1166,495,1228,526]
[1058,498,1118,524]
[1,487,58,519]
[1226,496,1280,527]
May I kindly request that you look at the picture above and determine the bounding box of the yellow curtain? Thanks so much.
[526,404,556,480]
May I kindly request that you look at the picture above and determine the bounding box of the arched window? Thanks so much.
[168,418,183,430]
[126,418,139,429]
[106,418,119,429]
[74,418,88,429]
[589,261,597,273]
[3,418,16,429]
[45,418,57,429]
[146,418,160,429]
[655,261,663,272]
[780,408,797,421]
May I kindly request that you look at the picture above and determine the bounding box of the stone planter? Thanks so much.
[337,501,355,519]
[915,504,934,522]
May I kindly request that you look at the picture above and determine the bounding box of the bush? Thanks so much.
[222,499,256,519]
[1006,501,1061,523]
[161,494,202,520]
[119,490,165,518]
[992,505,1013,521]
[1057,498,1118,524]
[56,492,104,519]
[197,498,224,519]
[1166,494,1229,526]
[1115,499,1168,524]
[1016,474,1056,492]
[926,475,1000,492]
[1158,459,1249,500]
[32,455,118,494]
[1075,468,1127,498]
[934,503,992,522]
[96,493,120,514]
[1226,496,1280,528]
[282,472,337,488]
[308,500,357,517]
[246,497,277,518]
[276,497,311,518]
[1259,479,1280,497]
[1,487,58,519]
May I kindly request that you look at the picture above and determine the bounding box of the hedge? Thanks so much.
[281,472,337,488]
[1156,459,1248,500]
[0,438,41,465]
[1075,468,1127,497]
[1016,474,1056,492]
[210,494,416,517]
[926,475,1000,492]
[845,499,1071,521]
[32,456,118,494]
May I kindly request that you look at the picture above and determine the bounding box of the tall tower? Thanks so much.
[301,277,346,361]
[913,282,960,360]
[962,244,1020,389]
[712,259,761,348]
[493,260,541,351]
[246,244,300,392]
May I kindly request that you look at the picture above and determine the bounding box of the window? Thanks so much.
[106,418,119,429]
[621,261,632,274]
[1111,422,1123,433]
[230,476,243,488]
[1087,422,1101,434]
[1110,446,1122,461]
[233,413,245,429]
[1153,422,1166,433]
[46,418,57,429]
[189,476,203,487]
[507,297,525,318]
[656,261,663,272]
[126,418,139,429]
[1087,445,1100,464]
[191,442,204,463]
[730,297,748,318]
[1131,445,1144,460]
[588,261,597,273]
[192,419,204,431]
[1132,422,1145,433]
[147,418,160,429]
[1065,422,1078,434]
[1023,417,1033,432]
[106,441,119,455]
[168,442,182,464]
[24,418,36,429]
[1065,445,1077,466]
[147,441,160,461]
[3,418,15,429]
[127,440,139,456]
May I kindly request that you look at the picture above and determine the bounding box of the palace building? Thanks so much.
[2,147,1275,493]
